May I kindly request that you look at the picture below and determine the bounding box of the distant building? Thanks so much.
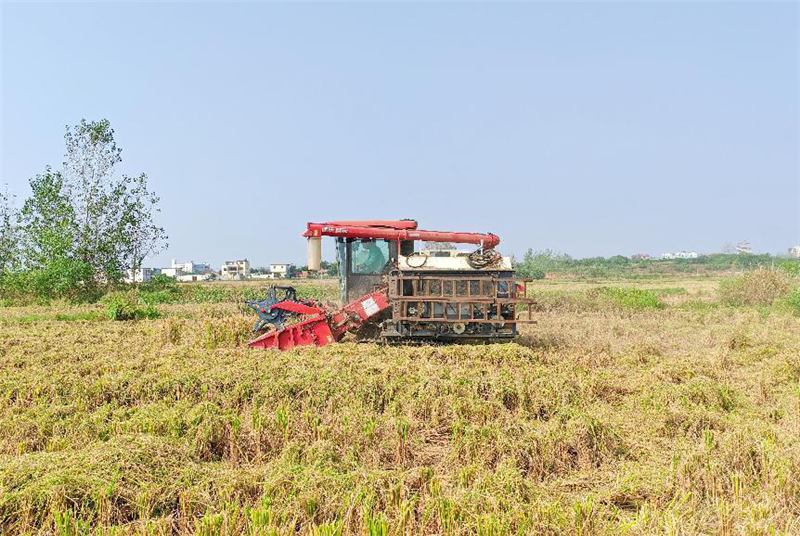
[221,259,250,280]
[160,267,182,278]
[176,273,214,282]
[661,251,698,260]
[171,259,211,274]
[789,246,800,258]
[123,268,154,283]
[631,253,651,261]
[269,263,293,278]
[736,241,752,254]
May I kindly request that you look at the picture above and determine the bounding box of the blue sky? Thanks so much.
[1,1,798,268]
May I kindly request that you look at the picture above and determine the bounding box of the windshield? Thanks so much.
[351,240,389,274]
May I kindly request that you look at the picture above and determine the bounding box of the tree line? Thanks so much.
[0,119,167,303]
[515,249,800,280]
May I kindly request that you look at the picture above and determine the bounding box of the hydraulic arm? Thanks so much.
[303,220,499,271]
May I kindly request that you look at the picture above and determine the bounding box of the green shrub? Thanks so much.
[103,291,160,321]
[138,274,182,304]
[104,292,138,320]
[0,259,101,304]
[718,269,792,307]
[595,287,664,310]
[785,288,800,316]
[140,273,178,292]
[777,260,800,276]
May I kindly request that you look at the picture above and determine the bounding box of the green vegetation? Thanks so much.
[103,291,160,321]
[0,310,106,325]
[0,119,166,304]
[133,279,340,306]
[595,286,664,310]
[515,249,800,280]
[651,287,688,296]
[784,287,800,316]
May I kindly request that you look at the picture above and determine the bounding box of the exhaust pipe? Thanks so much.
[307,237,321,271]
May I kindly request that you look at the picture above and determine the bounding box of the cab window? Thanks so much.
[351,240,389,274]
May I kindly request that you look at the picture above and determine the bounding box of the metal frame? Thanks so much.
[387,273,536,326]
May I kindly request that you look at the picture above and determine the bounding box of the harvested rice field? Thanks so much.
[1,276,800,535]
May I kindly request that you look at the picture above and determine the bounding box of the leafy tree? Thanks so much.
[8,168,98,301]
[320,260,339,277]
[6,119,167,302]
[18,168,76,269]
[516,249,572,278]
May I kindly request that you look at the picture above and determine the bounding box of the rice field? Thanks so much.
[1,276,800,535]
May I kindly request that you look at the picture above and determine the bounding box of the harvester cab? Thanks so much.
[247,220,536,350]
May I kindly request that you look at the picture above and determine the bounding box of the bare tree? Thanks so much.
[117,173,168,278]
[62,119,123,272]
[56,119,166,281]
[0,185,17,278]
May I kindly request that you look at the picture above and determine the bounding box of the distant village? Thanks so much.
[635,241,800,261]
[123,259,308,284]
[125,241,800,284]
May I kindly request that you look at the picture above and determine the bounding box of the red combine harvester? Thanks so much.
[247,220,536,350]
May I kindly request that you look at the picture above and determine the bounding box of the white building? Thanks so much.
[661,251,699,260]
[171,259,211,274]
[269,263,293,278]
[160,267,182,278]
[177,273,214,282]
[221,259,250,280]
[123,268,154,283]
[736,241,752,254]
[789,246,800,258]
[674,251,698,259]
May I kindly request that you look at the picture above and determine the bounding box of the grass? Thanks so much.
[528,286,665,313]
[595,287,664,310]
[786,288,800,316]
[1,276,800,534]
[103,291,161,321]
[0,310,107,324]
